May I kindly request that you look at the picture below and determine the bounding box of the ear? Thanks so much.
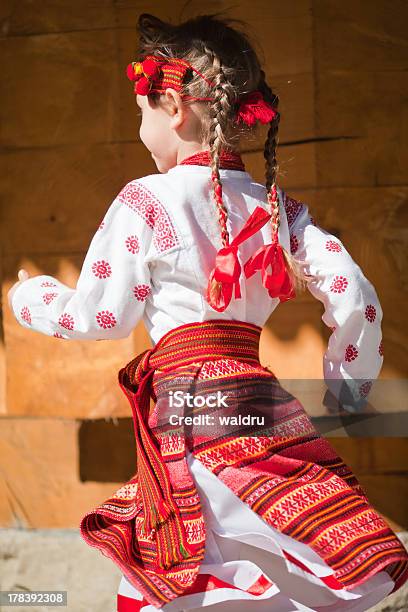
[164,88,185,129]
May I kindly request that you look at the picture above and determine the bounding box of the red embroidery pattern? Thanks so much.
[198,358,262,380]
[98,220,105,230]
[96,310,117,329]
[345,344,359,362]
[53,332,65,339]
[333,537,403,580]
[92,260,112,279]
[118,181,179,252]
[326,240,342,253]
[365,304,377,323]
[43,292,58,305]
[379,340,384,357]
[290,234,299,254]
[284,194,304,227]
[59,312,74,330]
[133,284,151,302]
[21,306,31,325]
[40,281,57,287]
[314,511,386,556]
[126,235,140,254]
[359,381,372,397]
[330,275,349,293]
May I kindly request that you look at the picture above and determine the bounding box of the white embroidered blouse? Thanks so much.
[10,164,384,411]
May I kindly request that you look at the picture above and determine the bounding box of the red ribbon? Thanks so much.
[235,91,278,127]
[206,206,272,312]
[244,236,296,302]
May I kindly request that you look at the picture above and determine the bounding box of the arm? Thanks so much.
[10,180,153,340]
[285,193,384,412]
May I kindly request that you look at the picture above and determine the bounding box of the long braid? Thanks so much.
[258,71,307,292]
[204,45,237,247]
[203,45,238,303]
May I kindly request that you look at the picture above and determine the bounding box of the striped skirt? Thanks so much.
[79,320,408,611]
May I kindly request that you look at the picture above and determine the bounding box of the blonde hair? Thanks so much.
[138,12,308,295]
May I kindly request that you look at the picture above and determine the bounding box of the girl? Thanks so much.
[8,12,408,612]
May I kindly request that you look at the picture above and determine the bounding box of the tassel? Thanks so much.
[142,511,153,536]
[207,276,224,307]
[141,495,195,570]
[206,271,234,313]
[141,497,173,537]
[154,509,195,571]
[180,542,192,559]
[156,498,173,524]
[281,245,308,295]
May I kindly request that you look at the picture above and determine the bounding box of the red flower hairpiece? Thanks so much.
[126,58,162,95]
[235,90,278,126]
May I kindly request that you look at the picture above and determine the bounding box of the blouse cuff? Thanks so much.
[11,275,73,337]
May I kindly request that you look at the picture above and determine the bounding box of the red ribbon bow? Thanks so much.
[244,235,296,302]
[206,206,272,312]
[126,58,162,95]
[235,90,278,127]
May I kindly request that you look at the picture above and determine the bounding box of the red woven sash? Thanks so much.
[118,319,262,571]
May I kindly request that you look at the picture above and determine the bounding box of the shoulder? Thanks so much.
[117,172,164,202]
[281,190,306,227]
[117,171,183,209]
[248,183,309,229]
[117,173,181,254]
[280,189,318,230]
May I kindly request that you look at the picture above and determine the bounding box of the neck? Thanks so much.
[176,143,209,165]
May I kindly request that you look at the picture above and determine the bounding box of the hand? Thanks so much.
[322,387,379,416]
[7,269,30,310]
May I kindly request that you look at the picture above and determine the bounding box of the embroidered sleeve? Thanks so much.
[285,194,384,412]
[11,180,153,340]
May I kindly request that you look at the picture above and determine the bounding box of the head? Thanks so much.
[129,12,306,301]
[133,13,270,171]
[135,87,204,174]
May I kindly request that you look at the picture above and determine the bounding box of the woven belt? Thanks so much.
[118,319,262,571]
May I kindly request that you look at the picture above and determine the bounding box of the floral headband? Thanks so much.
[126,55,278,126]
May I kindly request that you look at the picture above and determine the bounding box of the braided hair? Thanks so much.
[201,44,241,303]
[257,70,307,293]
[137,12,308,302]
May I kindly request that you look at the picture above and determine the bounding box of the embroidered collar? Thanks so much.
[179,149,246,171]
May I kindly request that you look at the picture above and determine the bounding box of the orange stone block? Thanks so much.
[0,418,126,528]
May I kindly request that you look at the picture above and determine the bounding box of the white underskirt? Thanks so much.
[117,451,395,611]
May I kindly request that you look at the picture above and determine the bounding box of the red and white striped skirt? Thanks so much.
[117,446,398,612]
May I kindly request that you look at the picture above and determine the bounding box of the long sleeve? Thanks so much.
[284,193,384,412]
[11,180,153,340]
